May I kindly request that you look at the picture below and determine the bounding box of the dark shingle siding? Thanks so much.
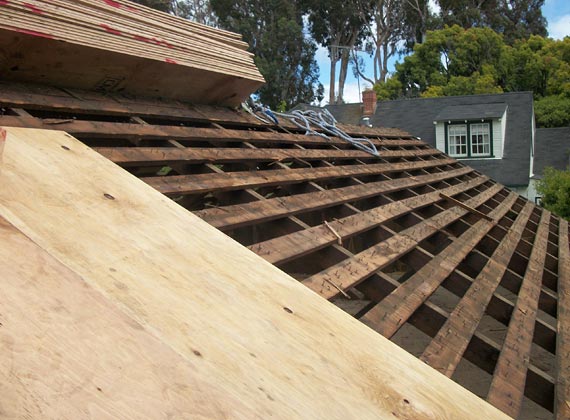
[435,103,507,121]
[325,103,363,125]
[534,127,570,178]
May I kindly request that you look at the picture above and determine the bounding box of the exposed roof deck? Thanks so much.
[1,81,568,419]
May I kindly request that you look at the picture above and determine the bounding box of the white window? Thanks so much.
[445,121,494,158]
[470,123,491,156]
[448,124,468,157]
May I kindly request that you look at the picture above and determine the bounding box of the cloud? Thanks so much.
[340,83,363,103]
[316,82,363,106]
[315,45,329,62]
[429,0,440,14]
[549,14,570,40]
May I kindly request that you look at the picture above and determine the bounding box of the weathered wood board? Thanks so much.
[0,127,511,419]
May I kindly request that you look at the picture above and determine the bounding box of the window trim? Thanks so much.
[444,120,494,159]
[447,123,468,158]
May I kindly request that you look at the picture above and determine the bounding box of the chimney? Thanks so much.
[362,88,377,117]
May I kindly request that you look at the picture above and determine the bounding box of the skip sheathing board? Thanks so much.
[0,126,511,420]
[0,0,264,106]
[0,81,568,419]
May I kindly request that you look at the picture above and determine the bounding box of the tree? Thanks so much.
[362,0,405,84]
[504,35,550,95]
[504,36,570,126]
[389,25,507,97]
[351,0,440,91]
[537,167,570,220]
[491,0,547,44]
[130,0,173,12]
[402,0,435,49]
[438,0,496,29]
[173,0,218,26]
[437,0,547,45]
[535,96,570,128]
[374,76,402,100]
[350,0,406,90]
[212,0,323,109]
[304,0,370,104]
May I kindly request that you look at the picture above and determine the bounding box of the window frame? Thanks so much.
[447,123,468,158]
[444,120,494,159]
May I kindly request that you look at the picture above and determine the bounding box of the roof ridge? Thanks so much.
[375,91,533,104]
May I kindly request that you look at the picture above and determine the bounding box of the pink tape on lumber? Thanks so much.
[133,34,150,43]
[133,35,160,45]
[0,1,9,6]
[165,58,177,64]
[102,0,121,8]
[15,28,53,39]
[100,24,121,36]
[24,2,43,14]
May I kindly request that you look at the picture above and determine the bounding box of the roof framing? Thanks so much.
[1,81,567,419]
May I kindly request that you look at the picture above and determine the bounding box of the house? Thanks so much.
[1,2,569,420]
[325,92,537,200]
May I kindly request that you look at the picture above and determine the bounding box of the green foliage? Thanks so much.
[438,0,495,29]
[473,72,504,94]
[421,85,445,98]
[394,25,506,96]
[503,35,570,98]
[173,0,218,25]
[535,96,570,128]
[374,77,403,100]
[276,100,288,113]
[303,0,367,49]
[537,167,570,220]
[444,75,474,96]
[495,0,547,44]
[212,0,323,109]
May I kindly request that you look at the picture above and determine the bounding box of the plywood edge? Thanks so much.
[0,127,5,161]
[0,126,511,419]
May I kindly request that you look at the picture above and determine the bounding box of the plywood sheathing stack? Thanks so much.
[0,0,264,106]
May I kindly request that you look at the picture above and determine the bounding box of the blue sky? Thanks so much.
[315,0,570,104]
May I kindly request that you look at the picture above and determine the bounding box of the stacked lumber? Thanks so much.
[0,0,264,106]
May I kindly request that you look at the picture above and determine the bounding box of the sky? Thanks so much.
[315,0,570,105]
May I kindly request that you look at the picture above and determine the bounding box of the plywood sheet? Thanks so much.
[0,127,510,419]
[0,216,251,419]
